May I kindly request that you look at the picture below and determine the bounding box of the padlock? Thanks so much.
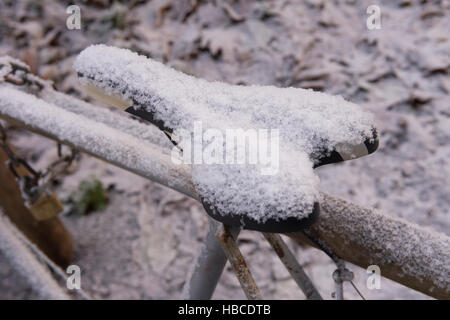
[27,191,64,221]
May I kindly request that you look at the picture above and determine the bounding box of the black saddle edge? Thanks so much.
[202,201,320,233]
[125,106,170,134]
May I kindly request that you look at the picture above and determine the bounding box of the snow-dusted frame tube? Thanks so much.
[0,83,448,299]
[0,209,70,300]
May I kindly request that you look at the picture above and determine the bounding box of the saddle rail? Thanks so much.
[0,78,448,299]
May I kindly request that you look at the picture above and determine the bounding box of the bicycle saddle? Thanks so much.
[74,45,378,233]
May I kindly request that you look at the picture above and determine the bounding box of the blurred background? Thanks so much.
[0,0,448,299]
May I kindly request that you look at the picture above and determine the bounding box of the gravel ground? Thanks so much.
[0,0,448,299]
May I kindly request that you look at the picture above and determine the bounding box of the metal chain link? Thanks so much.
[0,122,79,204]
[0,55,50,91]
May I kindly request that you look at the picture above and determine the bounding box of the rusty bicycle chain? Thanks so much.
[0,56,79,205]
[0,121,79,204]
[0,57,93,299]
[0,55,48,90]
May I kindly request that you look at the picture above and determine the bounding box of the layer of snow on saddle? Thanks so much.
[74,45,375,222]
[74,45,375,159]
[192,150,320,222]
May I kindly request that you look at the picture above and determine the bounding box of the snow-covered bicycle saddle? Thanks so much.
[74,45,378,233]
